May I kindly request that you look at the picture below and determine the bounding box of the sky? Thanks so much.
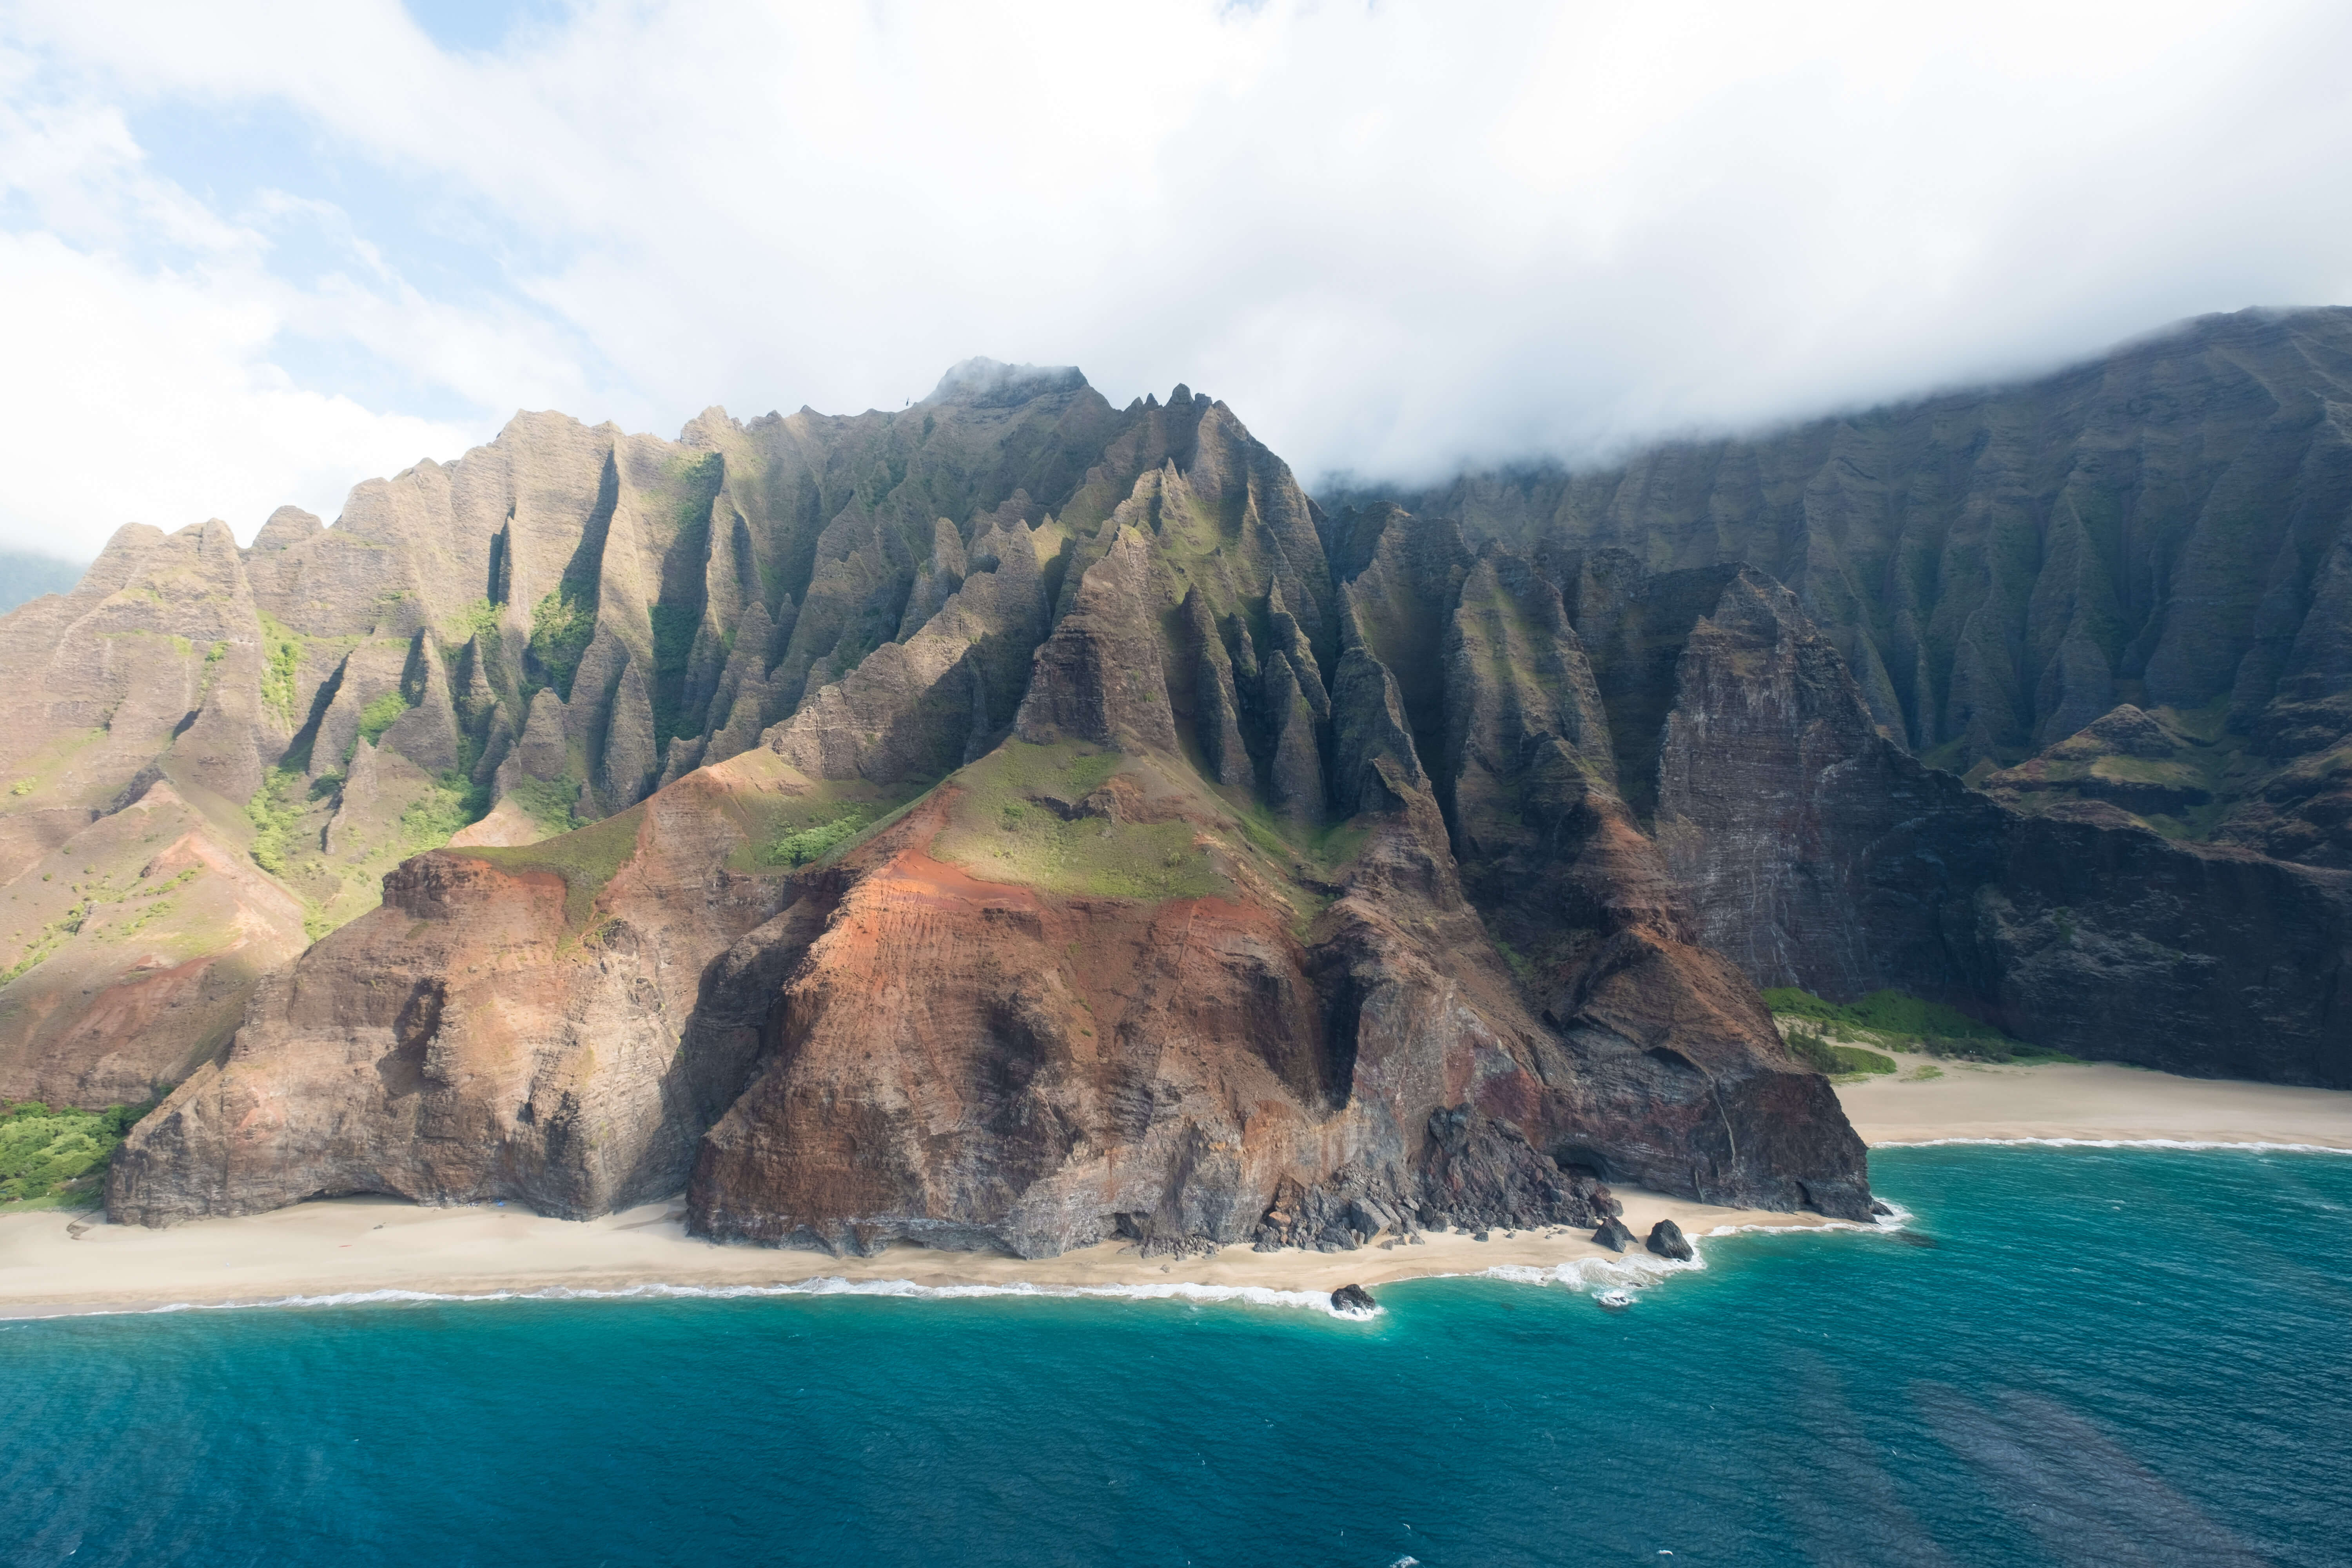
[3,0,2350,561]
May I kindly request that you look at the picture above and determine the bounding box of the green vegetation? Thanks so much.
[401,770,490,850]
[446,598,501,646]
[356,689,410,746]
[2,897,91,985]
[0,1099,156,1206]
[1762,986,2080,1064]
[1765,986,2003,1040]
[528,588,597,699]
[1780,1022,1897,1078]
[108,866,196,942]
[457,806,643,927]
[508,776,582,836]
[770,806,875,866]
[1229,800,1368,878]
[665,450,724,521]
[930,741,1227,902]
[258,613,303,728]
[246,765,309,876]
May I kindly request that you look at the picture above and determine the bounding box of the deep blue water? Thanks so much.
[4,1146,2348,1567]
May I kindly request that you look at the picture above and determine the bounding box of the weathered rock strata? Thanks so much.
[107,377,1882,1243]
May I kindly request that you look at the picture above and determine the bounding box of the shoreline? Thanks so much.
[7,1055,2348,1320]
[0,1187,1845,1322]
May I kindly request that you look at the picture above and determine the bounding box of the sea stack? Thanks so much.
[1646,1220,1694,1261]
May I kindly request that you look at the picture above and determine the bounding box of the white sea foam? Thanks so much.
[1481,1246,1707,1295]
[1700,1210,1907,1239]
[1876,1136,2352,1155]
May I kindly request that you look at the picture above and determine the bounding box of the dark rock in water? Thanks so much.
[1592,1216,1635,1252]
[1870,1199,1893,1218]
[1645,1219,1694,1261]
[1891,1231,1940,1249]
[1330,1283,1376,1316]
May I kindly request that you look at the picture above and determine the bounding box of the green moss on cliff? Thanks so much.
[356,690,410,746]
[527,589,596,701]
[258,613,303,730]
[507,776,582,835]
[245,765,307,876]
[444,599,501,646]
[401,771,490,851]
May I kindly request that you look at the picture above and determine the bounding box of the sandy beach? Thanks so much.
[5,1055,2346,1318]
[1837,1051,2352,1151]
[0,1186,1815,1319]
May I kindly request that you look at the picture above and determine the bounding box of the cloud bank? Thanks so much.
[4,0,2350,556]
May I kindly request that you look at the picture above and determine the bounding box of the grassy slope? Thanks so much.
[764,735,1370,921]
[928,742,1227,902]
[1763,986,2081,1065]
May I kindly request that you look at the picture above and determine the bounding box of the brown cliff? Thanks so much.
[107,371,1877,1241]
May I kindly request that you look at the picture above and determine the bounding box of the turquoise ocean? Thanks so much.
[4,1145,2348,1566]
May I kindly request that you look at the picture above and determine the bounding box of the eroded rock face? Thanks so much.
[1646,565,2352,1087]
[109,754,811,1222]
[109,384,1885,1242]
[78,323,2352,1256]
[4,366,1272,1106]
[1372,307,2352,772]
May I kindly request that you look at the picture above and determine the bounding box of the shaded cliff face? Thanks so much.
[108,372,1875,1242]
[1636,560,2350,1087]
[1325,308,2352,1087]
[1363,308,2352,866]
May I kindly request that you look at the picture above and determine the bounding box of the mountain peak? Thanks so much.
[926,358,1088,408]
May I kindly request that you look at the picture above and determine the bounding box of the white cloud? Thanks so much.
[5,0,2351,556]
[0,229,479,552]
